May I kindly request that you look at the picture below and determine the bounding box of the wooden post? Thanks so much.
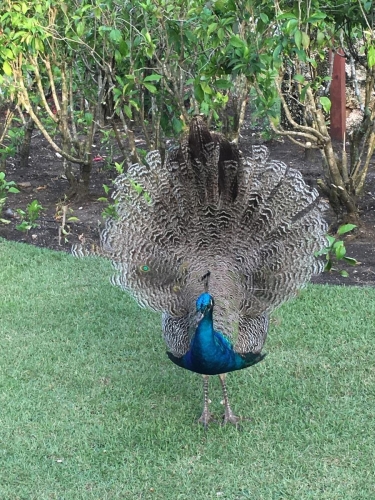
[330,49,346,141]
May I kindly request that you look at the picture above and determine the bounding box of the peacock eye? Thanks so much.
[140,265,150,273]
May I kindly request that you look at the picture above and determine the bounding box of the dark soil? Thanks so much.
[1,124,375,287]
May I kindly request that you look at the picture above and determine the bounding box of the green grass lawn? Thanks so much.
[1,238,375,500]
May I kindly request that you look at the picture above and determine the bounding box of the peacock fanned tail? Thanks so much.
[93,116,327,358]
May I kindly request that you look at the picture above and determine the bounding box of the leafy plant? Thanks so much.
[98,183,118,219]
[16,200,44,232]
[113,161,125,175]
[6,125,25,151]
[246,1,375,222]
[0,171,19,224]
[315,224,358,277]
[0,124,25,168]
[0,144,16,166]
[98,162,125,218]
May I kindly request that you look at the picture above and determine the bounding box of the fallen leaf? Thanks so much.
[17,182,32,189]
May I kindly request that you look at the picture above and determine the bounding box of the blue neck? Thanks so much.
[195,310,216,350]
[177,310,248,375]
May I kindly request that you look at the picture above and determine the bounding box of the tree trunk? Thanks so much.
[19,117,35,168]
[79,160,92,199]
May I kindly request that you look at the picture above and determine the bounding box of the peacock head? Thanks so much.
[196,292,214,321]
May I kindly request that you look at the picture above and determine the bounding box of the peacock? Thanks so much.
[74,116,327,426]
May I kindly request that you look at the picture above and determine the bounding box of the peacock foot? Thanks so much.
[198,411,216,429]
[222,411,241,427]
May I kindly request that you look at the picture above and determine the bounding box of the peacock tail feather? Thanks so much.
[85,116,327,359]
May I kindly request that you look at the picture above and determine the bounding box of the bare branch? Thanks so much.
[269,121,320,146]
[275,77,327,142]
[43,56,62,116]
[29,56,59,123]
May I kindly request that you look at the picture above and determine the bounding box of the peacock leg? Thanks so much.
[218,373,241,426]
[198,375,215,428]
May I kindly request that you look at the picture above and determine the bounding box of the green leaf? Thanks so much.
[334,242,346,259]
[123,104,132,119]
[4,47,13,58]
[114,162,124,174]
[143,74,162,82]
[307,12,326,23]
[76,21,85,37]
[8,187,20,193]
[194,83,204,101]
[259,13,269,23]
[230,36,245,48]
[215,79,231,89]
[143,83,157,93]
[276,13,298,21]
[337,224,356,235]
[326,235,335,247]
[114,49,122,64]
[363,1,372,12]
[146,47,155,58]
[129,100,139,111]
[109,29,122,43]
[3,61,12,77]
[200,82,212,95]
[339,270,349,277]
[84,112,93,125]
[285,19,298,33]
[301,32,310,49]
[324,260,332,271]
[320,96,331,113]
[333,240,343,249]
[314,248,329,256]
[118,40,129,57]
[342,257,358,266]
[273,44,283,61]
[367,45,375,68]
[16,221,31,232]
[294,74,305,83]
[300,83,310,102]
[207,23,218,36]
[172,117,183,134]
[34,37,44,52]
[294,30,302,50]
[316,30,325,46]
